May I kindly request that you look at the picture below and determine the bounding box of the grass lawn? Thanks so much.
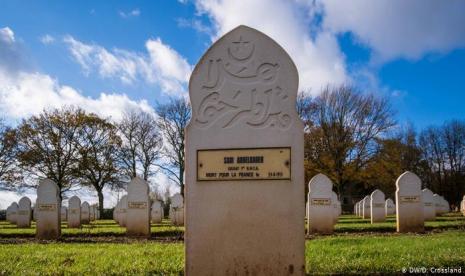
[0,214,464,275]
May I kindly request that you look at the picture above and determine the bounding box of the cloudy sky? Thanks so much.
[1,0,464,208]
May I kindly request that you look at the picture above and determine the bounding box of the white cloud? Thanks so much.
[194,0,348,94]
[40,34,55,45]
[119,8,141,18]
[64,36,192,95]
[0,69,154,122]
[321,0,465,62]
[0,27,15,44]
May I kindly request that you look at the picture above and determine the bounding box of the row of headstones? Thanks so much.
[355,172,451,232]
[111,177,185,237]
[460,196,465,216]
[5,189,100,232]
[306,174,342,234]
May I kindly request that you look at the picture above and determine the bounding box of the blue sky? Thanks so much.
[1,0,464,207]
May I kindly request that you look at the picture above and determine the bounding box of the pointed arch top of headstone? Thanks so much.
[18,196,31,208]
[189,25,299,131]
[395,171,421,192]
[37,179,59,199]
[81,201,90,208]
[10,202,18,209]
[308,173,333,194]
[371,189,385,201]
[128,177,149,194]
[386,198,394,205]
[171,193,184,208]
[421,188,434,199]
[69,196,81,205]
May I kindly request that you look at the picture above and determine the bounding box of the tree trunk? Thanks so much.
[97,189,104,215]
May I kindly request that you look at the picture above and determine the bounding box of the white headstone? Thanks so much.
[331,192,339,224]
[36,179,61,239]
[362,196,371,219]
[462,196,465,216]
[357,200,363,217]
[81,202,90,224]
[68,196,81,228]
[119,195,128,227]
[185,25,304,274]
[385,198,395,216]
[170,193,184,226]
[61,206,67,221]
[395,171,424,232]
[126,177,150,237]
[307,174,334,234]
[151,200,164,224]
[7,202,19,224]
[370,189,385,223]
[17,197,32,228]
[433,194,442,216]
[421,188,436,221]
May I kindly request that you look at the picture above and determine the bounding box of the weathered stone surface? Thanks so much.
[17,197,32,228]
[331,191,339,224]
[362,196,371,219]
[385,198,396,216]
[36,179,61,239]
[126,177,150,237]
[118,195,128,227]
[307,174,334,234]
[68,196,81,228]
[185,25,305,275]
[422,188,436,221]
[370,189,385,223]
[151,200,164,224]
[6,202,18,224]
[395,171,424,233]
[170,193,184,226]
[81,201,90,224]
[61,206,67,221]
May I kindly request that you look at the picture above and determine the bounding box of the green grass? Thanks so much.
[1,214,464,275]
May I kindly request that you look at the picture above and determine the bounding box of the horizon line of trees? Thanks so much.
[0,85,464,211]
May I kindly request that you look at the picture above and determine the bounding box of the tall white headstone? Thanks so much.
[185,25,304,274]
[7,202,19,224]
[36,179,61,239]
[358,200,363,217]
[422,188,436,221]
[362,196,371,219]
[119,195,128,227]
[170,193,184,226]
[385,198,395,216]
[395,172,424,233]
[307,174,334,234]
[17,197,32,228]
[81,201,90,224]
[68,196,81,228]
[61,206,67,221]
[370,189,385,223]
[126,177,150,237]
[331,192,339,225]
[151,200,164,224]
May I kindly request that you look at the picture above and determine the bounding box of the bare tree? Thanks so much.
[117,110,162,181]
[15,107,82,198]
[74,112,122,214]
[0,118,19,189]
[156,97,191,197]
[304,85,396,196]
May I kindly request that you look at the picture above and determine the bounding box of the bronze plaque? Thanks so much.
[38,204,56,211]
[197,147,291,181]
[400,196,420,203]
[311,198,331,205]
[128,202,148,209]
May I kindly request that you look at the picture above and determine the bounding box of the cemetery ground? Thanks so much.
[0,214,464,275]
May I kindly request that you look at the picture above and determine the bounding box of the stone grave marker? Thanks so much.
[68,196,81,228]
[358,200,363,217]
[7,202,18,224]
[307,174,334,234]
[331,191,339,225]
[33,204,37,221]
[61,206,67,221]
[422,188,436,221]
[385,198,395,216]
[185,25,305,274]
[36,179,61,239]
[170,193,184,226]
[395,171,424,233]
[119,195,128,227]
[126,177,150,237]
[433,194,442,216]
[81,201,90,224]
[362,196,371,219]
[370,189,385,223]
[151,200,164,224]
[17,196,32,228]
